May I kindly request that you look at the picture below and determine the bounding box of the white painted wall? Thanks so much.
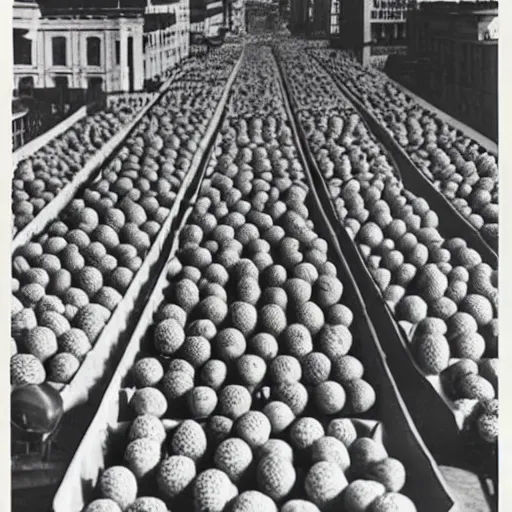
[13,8,145,93]
[12,1,192,93]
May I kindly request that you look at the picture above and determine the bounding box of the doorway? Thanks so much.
[53,75,69,114]
[127,36,134,92]
[18,76,34,98]
[87,76,103,103]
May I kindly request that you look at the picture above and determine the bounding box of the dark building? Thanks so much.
[246,1,280,34]
[290,0,413,62]
[405,0,498,140]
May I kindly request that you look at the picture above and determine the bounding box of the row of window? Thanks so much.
[372,0,415,8]
[330,0,340,34]
[371,22,407,43]
[13,113,31,151]
[53,36,102,66]
[13,30,102,67]
[370,9,407,21]
[16,74,104,93]
[15,29,190,68]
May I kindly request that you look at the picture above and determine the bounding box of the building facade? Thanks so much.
[336,0,414,64]
[289,0,413,62]
[190,0,225,36]
[13,0,191,99]
[406,0,498,140]
[231,0,247,33]
[144,0,190,82]
[13,0,146,96]
[246,1,280,34]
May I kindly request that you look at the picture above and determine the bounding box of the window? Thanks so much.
[54,75,69,89]
[87,37,101,66]
[330,0,340,35]
[52,36,67,66]
[13,114,26,150]
[18,76,34,96]
[115,40,121,64]
[13,29,32,65]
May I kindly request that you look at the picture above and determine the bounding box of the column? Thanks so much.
[71,29,82,89]
[156,32,161,77]
[133,26,144,91]
[362,2,372,67]
[43,31,53,88]
[104,29,114,93]
[119,23,129,92]
[37,30,46,88]
[393,23,398,41]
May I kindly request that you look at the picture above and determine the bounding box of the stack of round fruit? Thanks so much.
[107,93,156,114]
[11,47,243,237]
[275,44,498,447]
[309,49,498,248]
[80,46,419,512]
[13,99,146,234]
[10,45,243,389]
[227,46,286,118]
[85,418,415,512]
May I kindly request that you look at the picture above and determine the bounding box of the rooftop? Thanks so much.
[418,0,498,13]
[37,0,148,16]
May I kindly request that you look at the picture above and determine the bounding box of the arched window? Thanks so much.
[87,36,101,66]
[52,36,67,66]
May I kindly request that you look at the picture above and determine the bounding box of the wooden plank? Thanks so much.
[440,466,495,512]
[12,106,88,169]
[387,75,497,155]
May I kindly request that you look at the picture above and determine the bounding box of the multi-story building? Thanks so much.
[290,0,414,62]
[12,0,191,100]
[336,0,414,63]
[246,1,280,34]
[231,0,247,33]
[143,0,190,83]
[13,0,147,98]
[190,0,225,36]
[405,0,498,140]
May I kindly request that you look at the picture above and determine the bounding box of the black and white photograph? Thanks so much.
[9,1,500,511]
